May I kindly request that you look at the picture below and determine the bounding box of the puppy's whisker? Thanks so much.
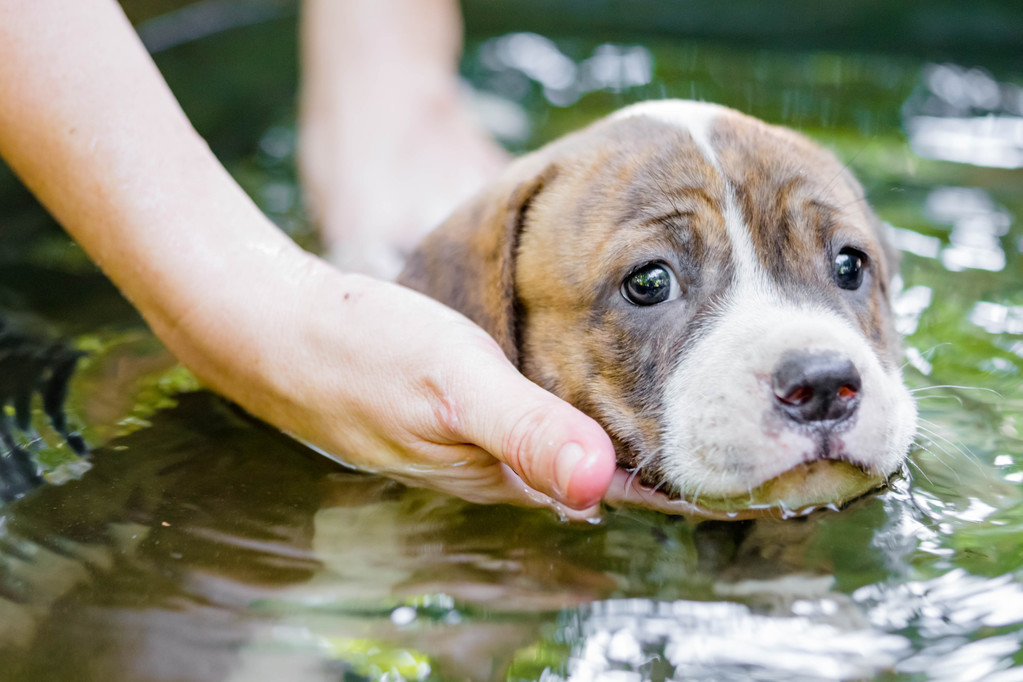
[835,193,871,212]
[634,444,666,474]
[688,481,705,508]
[818,146,865,198]
[906,457,935,486]
[920,343,949,359]
[916,422,982,471]
[899,468,939,519]
[624,466,641,491]
[914,423,955,450]
[912,438,957,476]
[647,480,667,497]
[692,485,703,505]
[909,384,1001,397]
[913,395,965,405]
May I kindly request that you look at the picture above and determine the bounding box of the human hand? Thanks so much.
[295,0,611,513]
[191,256,618,518]
[0,0,618,520]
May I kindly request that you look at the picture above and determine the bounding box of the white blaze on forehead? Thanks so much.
[721,190,772,294]
[609,101,916,504]
[612,99,773,295]
[612,99,726,170]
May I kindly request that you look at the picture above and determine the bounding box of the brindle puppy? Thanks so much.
[400,100,917,516]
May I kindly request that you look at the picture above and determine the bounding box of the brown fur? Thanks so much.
[399,104,900,489]
[711,112,897,364]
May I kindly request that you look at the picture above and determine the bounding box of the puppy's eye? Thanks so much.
[834,248,866,290]
[622,263,679,306]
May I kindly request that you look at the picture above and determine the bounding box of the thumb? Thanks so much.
[459,360,617,510]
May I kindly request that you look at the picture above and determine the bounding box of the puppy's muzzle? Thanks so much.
[771,351,862,426]
[399,99,919,513]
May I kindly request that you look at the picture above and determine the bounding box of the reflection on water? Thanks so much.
[0,316,89,501]
[889,226,943,260]
[893,284,933,338]
[479,33,654,107]
[971,302,1023,336]
[1,394,333,681]
[541,597,910,680]
[858,570,1023,680]
[6,395,1021,681]
[904,63,1023,169]
[1,6,1023,682]
[924,186,1012,272]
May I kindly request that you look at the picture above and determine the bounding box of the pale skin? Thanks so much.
[299,0,510,279]
[0,0,691,518]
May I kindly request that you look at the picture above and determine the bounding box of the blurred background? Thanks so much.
[1,1,1022,680]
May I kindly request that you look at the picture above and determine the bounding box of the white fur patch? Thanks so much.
[613,99,726,170]
[614,100,916,506]
[613,100,776,303]
[722,189,776,299]
[656,290,916,504]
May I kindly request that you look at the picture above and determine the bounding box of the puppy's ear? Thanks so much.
[398,156,558,368]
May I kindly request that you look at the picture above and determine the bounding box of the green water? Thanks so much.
[2,5,1023,681]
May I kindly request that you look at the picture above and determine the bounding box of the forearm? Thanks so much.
[0,0,309,397]
[298,0,507,276]
[301,0,464,111]
[0,0,617,514]
[300,0,466,193]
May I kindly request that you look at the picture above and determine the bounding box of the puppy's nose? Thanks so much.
[771,351,861,425]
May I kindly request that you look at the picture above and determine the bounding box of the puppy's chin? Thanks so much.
[401,99,918,519]
[645,285,916,517]
[682,459,889,517]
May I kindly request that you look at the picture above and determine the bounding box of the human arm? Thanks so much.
[299,0,509,278]
[0,0,615,514]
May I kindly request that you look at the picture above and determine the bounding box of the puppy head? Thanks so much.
[401,100,917,515]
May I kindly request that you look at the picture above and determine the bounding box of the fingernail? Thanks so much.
[555,442,586,503]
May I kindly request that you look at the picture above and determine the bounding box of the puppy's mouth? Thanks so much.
[663,459,888,521]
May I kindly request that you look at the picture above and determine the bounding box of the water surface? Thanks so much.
[1,5,1022,681]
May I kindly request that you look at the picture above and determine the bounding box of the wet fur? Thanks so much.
[400,100,915,504]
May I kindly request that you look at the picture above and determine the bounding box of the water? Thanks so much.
[2,5,1023,681]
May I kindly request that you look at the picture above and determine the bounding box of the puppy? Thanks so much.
[399,100,917,516]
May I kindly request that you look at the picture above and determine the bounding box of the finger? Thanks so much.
[388,446,604,520]
[603,469,769,521]
[456,361,617,511]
